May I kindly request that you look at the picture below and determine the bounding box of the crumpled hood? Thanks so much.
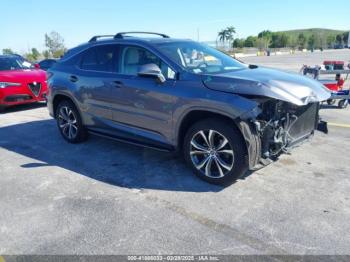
[202,67,331,106]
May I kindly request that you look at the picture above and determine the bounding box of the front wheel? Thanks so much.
[338,99,349,109]
[55,100,88,143]
[327,99,336,106]
[183,119,248,186]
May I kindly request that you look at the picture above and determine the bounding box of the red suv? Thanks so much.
[0,55,48,112]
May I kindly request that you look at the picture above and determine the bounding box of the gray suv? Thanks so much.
[47,32,330,185]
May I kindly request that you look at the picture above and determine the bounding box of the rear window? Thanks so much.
[80,45,118,72]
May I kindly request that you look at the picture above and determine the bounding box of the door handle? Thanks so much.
[111,80,124,88]
[69,75,78,83]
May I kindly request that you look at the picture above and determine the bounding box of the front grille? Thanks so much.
[28,82,42,97]
[5,94,32,102]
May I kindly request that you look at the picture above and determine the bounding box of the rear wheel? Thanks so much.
[55,100,88,143]
[183,119,248,186]
[0,105,4,113]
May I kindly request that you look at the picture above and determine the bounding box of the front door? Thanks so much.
[110,45,178,143]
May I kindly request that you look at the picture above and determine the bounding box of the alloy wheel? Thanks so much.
[58,106,78,140]
[190,130,234,178]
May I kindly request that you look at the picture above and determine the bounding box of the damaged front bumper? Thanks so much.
[239,102,328,170]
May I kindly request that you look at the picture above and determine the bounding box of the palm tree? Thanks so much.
[225,26,236,50]
[217,27,236,49]
[226,26,236,41]
[218,29,228,45]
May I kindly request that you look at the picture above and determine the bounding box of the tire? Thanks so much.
[55,100,88,143]
[327,99,336,106]
[338,99,349,109]
[183,118,248,186]
[0,105,5,113]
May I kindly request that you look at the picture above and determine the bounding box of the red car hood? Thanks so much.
[0,69,46,83]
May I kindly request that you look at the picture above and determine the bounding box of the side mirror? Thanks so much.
[34,63,40,69]
[138,64,166,83]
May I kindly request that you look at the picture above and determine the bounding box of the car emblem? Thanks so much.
[33,81,37,85]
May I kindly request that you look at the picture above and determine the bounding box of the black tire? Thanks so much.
[338,99,349,109]
[0,105,5,113]
[183,118,248,186]
[55,100,88,143]
[327,99,336,106]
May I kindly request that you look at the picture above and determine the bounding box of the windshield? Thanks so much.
[156,41,246,74]
[0,57,33,71]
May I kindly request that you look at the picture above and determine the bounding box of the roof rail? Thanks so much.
[114,32,170,39]
[88,35,114,43]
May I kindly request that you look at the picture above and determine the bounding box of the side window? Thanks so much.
[120,46,175,79]
[80,45,118,72]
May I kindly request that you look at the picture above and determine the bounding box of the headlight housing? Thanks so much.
[0,82,22,88]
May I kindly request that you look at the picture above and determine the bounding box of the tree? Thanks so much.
[297,33,307,50]
[218,29,228,45]
[42,50,50,59]
[218,29,227,46]
[343,32,349,45]
[24,48,41,62]
[336,34,343,45]
[225,26,236,47]
[255,38,268,50]
[233,38,245,49]
[2,48,14,55]
[280,33,289,48]
[270,33,281,48]
[257,30,272,49]
[217,26,236,49]
[45,31,66,58]
[258,30,272,39]
[317,32,327,49]
[288,36,298,50]
[244,36,256,47]
[308,34,316,49]
[31,48,40,60]
[327,35,336,48]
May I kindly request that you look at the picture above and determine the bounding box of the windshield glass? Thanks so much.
[156,41,246,74]
[0,57,33,71]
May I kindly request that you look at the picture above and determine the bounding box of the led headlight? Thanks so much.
[0,82,21,88]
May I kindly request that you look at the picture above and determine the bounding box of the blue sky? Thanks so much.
[1,0,350,53]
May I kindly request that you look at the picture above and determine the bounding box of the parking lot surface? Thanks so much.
[1,50,350,255]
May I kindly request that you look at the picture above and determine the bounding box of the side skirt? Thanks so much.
[88,129,174,152]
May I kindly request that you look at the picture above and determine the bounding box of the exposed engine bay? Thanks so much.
[253,99,320,160]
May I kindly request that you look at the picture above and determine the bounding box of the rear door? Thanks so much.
[75,44,119,123]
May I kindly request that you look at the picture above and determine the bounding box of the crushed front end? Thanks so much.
[254,99,322,162]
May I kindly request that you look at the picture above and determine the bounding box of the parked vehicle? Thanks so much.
[38,59,57,71]
[47,32,331,185]
[301,61,350,109]
[0,55,48,112]
[334,44,344,49]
